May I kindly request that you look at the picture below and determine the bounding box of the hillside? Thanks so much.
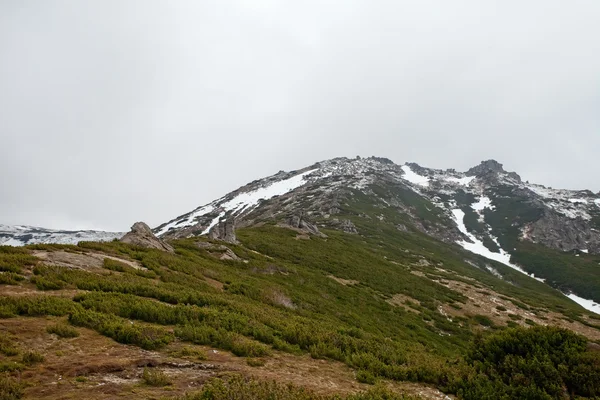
[2,156,600,399]
[156,156,600,312]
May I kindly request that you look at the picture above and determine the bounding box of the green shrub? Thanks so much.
[0,273,24,286]
[0,374,23,400]
[141,367,171,386]
[21,351,44,365]
[171,346,207,360]
[356,369,377,385]
[0,337,18,357]
[472,314,494,327]
[246,358,266,367]
[495,305,507,312]
[69,309,173,350]
[0,362,24,373]
[454,326,600,399]
[32,276,65,291]
[46,323,80,338]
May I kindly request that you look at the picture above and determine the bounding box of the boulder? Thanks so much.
[120,222,174,253]
[208,219,238,244]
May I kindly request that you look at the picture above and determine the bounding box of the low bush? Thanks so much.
[0,373,23,400]
[21,351,44,365]
[68,309,173,350]
[46,323,80,338]
[141,367,171,386]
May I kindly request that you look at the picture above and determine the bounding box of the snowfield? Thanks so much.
[0,224,124,247]
[401,165,430,187]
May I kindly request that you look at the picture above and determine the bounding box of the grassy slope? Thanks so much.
[1,185,600,398]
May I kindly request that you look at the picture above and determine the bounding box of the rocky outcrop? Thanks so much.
[121,222,174,253]
[466,160,522,183]
[522,211,600,254]
[331,219,358,234]
[466,160,506,176]
[197,241,242,261]
[208,219,238,244]
[285,214,325,237]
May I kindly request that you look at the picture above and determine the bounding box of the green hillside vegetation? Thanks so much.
[1,183,600,398]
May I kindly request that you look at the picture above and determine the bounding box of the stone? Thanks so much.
[286,214,323,237]
[120,222,174,253]
[208,219,238,244]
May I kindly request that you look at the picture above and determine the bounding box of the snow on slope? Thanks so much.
[156,169,318,236]
[0,224,124,246]
[452,207,600,314]
[451,209,544,281]
[445,176,475,186]
[567,293,600,315]
[401,165,430,187]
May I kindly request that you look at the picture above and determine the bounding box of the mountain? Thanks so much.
[155,156,600,312]
[3,156,600,399]
[0,224,124,246]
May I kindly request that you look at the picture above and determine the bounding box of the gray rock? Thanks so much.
[523,211,600,254]
[121,222,174,253]
[208,219,238,244]
[286,214,324,237]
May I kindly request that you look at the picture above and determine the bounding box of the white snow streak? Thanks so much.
[401,165,430,187]
[471,196,494,212]
[157,169,318,236]
[567,293,600,315]
[568,198,588,204]
[451,209,544,282]
[446,176,475,186]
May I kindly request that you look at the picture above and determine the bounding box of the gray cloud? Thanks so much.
[1,1,599,231]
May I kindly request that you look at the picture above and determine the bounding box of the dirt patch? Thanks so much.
[0,316,451,399]
[433,278,600,341]
[203,277,224,291]
[328,275,359,286]
[386,294,421,314]
[32,250,144,271]
[0,285,81,298]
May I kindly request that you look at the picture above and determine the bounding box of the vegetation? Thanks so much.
[454,326,600,399]
[0,191,599,399]
[46,323,80,338]
[0,374,23,400]
[175,375,419,400]
[141,367,172,387]
[21,351,44,366]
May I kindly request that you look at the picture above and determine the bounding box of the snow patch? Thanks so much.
[471,196,494,212]
[568,198,588,204]
[566,293,600,315]
[156,169,318,236]
[0,224,124,247]
[401,165,430,187]
[445,176,475,186]
[451,209,545,282]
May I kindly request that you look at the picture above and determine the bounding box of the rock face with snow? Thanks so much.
[0,224,124,247]
[120,222,174,253]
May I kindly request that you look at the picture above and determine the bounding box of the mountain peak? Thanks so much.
[466,159,505,175]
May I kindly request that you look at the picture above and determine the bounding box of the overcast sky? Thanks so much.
[1,1,599,231]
